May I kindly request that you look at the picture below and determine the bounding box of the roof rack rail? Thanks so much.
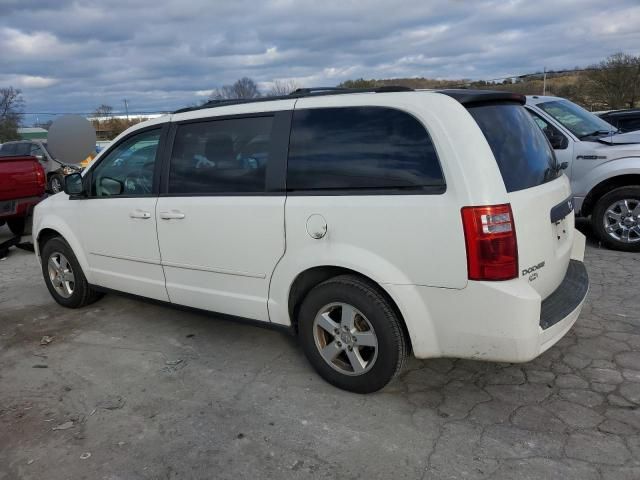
[172,85,415,114]
[290,87,348,95]
[290,85,413,95]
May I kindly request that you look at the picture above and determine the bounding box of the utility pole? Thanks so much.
[123,99,130,121]
[542,67,547,96]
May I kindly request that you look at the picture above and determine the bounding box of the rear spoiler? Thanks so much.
[437,89,526,106]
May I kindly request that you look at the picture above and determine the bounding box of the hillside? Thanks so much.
[339,70,629,111]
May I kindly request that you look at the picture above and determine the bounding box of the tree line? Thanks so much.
[338,52,640,111]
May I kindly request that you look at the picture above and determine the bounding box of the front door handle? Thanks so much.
[159,210,186,220]
[129,209,151,219]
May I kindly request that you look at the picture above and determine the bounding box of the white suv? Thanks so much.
[33,87,589,393]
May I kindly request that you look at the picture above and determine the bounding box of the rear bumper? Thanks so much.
[540,260,588,330]
[385,230,589,362]
[0,195,44,220]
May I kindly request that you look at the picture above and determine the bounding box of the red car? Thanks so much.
[0,155,46,236]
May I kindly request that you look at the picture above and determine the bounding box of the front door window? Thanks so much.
[90,129,160,197]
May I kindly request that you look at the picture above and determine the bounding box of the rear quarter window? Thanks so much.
[468,103,559,192]
[287,106,445,193]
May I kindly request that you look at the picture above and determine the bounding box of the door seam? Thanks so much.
[154,196,172,302]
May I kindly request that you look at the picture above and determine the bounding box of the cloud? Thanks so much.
[0,74,59,88]
[1,0,639,123]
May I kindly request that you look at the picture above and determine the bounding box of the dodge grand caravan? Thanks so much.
[33,87,589,393]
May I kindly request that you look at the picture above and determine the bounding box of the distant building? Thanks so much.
[18,127,48,140]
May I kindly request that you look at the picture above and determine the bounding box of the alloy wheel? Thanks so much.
[603,198,640,244]
[51,177,63,193]
[47,252,75,298]
[312,302,378,376]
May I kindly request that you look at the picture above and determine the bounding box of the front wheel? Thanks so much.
[48,174,64,194]
[592,186,640,252]
[41,236,103,308]
[298,275,408,393]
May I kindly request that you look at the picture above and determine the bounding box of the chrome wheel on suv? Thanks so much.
[603,199,640,244]
[313,302,378,376]
[593,186,640,252]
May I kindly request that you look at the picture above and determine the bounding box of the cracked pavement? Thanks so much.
[1,223,639,480]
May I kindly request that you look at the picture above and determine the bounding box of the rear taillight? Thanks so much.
[34,163,46,191]
[461,204,518,281]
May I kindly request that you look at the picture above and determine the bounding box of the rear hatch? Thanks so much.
[468,102,573,299]
[0,156,45,202]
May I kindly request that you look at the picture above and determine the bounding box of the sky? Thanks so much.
[1,0,639,125]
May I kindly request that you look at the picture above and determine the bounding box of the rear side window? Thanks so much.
[0,143,15,155]
[0,143,29,156]
[468,103,558,192]
[168,116,274,194]
[619,117,640,133]
[287,107,445,192]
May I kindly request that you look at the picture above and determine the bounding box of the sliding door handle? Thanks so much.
[129,210,151,219]
[159,210,185,220]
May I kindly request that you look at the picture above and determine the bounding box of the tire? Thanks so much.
[48,174,64,194]
[592,186,640,252]
[297,275,408,393]
[41,236,103,308]
[7,218,26,236]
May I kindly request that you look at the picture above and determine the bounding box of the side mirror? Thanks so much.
[99,177,124,196]
[35,154,45,162]
[63,173,85,196]
[548,134,568,150]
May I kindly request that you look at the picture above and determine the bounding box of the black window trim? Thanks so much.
[285,105,447,196]
[80,123,169,200]
[159,110,291,197]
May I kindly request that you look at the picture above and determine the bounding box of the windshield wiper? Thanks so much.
[579,129,615,140]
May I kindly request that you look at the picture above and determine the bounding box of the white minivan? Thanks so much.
[33,87,589,393]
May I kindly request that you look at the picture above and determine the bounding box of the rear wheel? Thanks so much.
[7,218,26,236]
[41,236,103,308]
[592,186,640,252]
[298,275,408,393]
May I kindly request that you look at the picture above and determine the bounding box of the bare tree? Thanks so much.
[0,86,24,142]
[267,79,301,96]
[210,77,261,100]
[90,104,114,139]
[584,52,640,109]
[93,104,114,119]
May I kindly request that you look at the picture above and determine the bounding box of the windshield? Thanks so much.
[537,100,615,138]
[42,142,54,157]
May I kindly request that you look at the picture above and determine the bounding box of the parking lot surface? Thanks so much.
[1,223,639,480]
